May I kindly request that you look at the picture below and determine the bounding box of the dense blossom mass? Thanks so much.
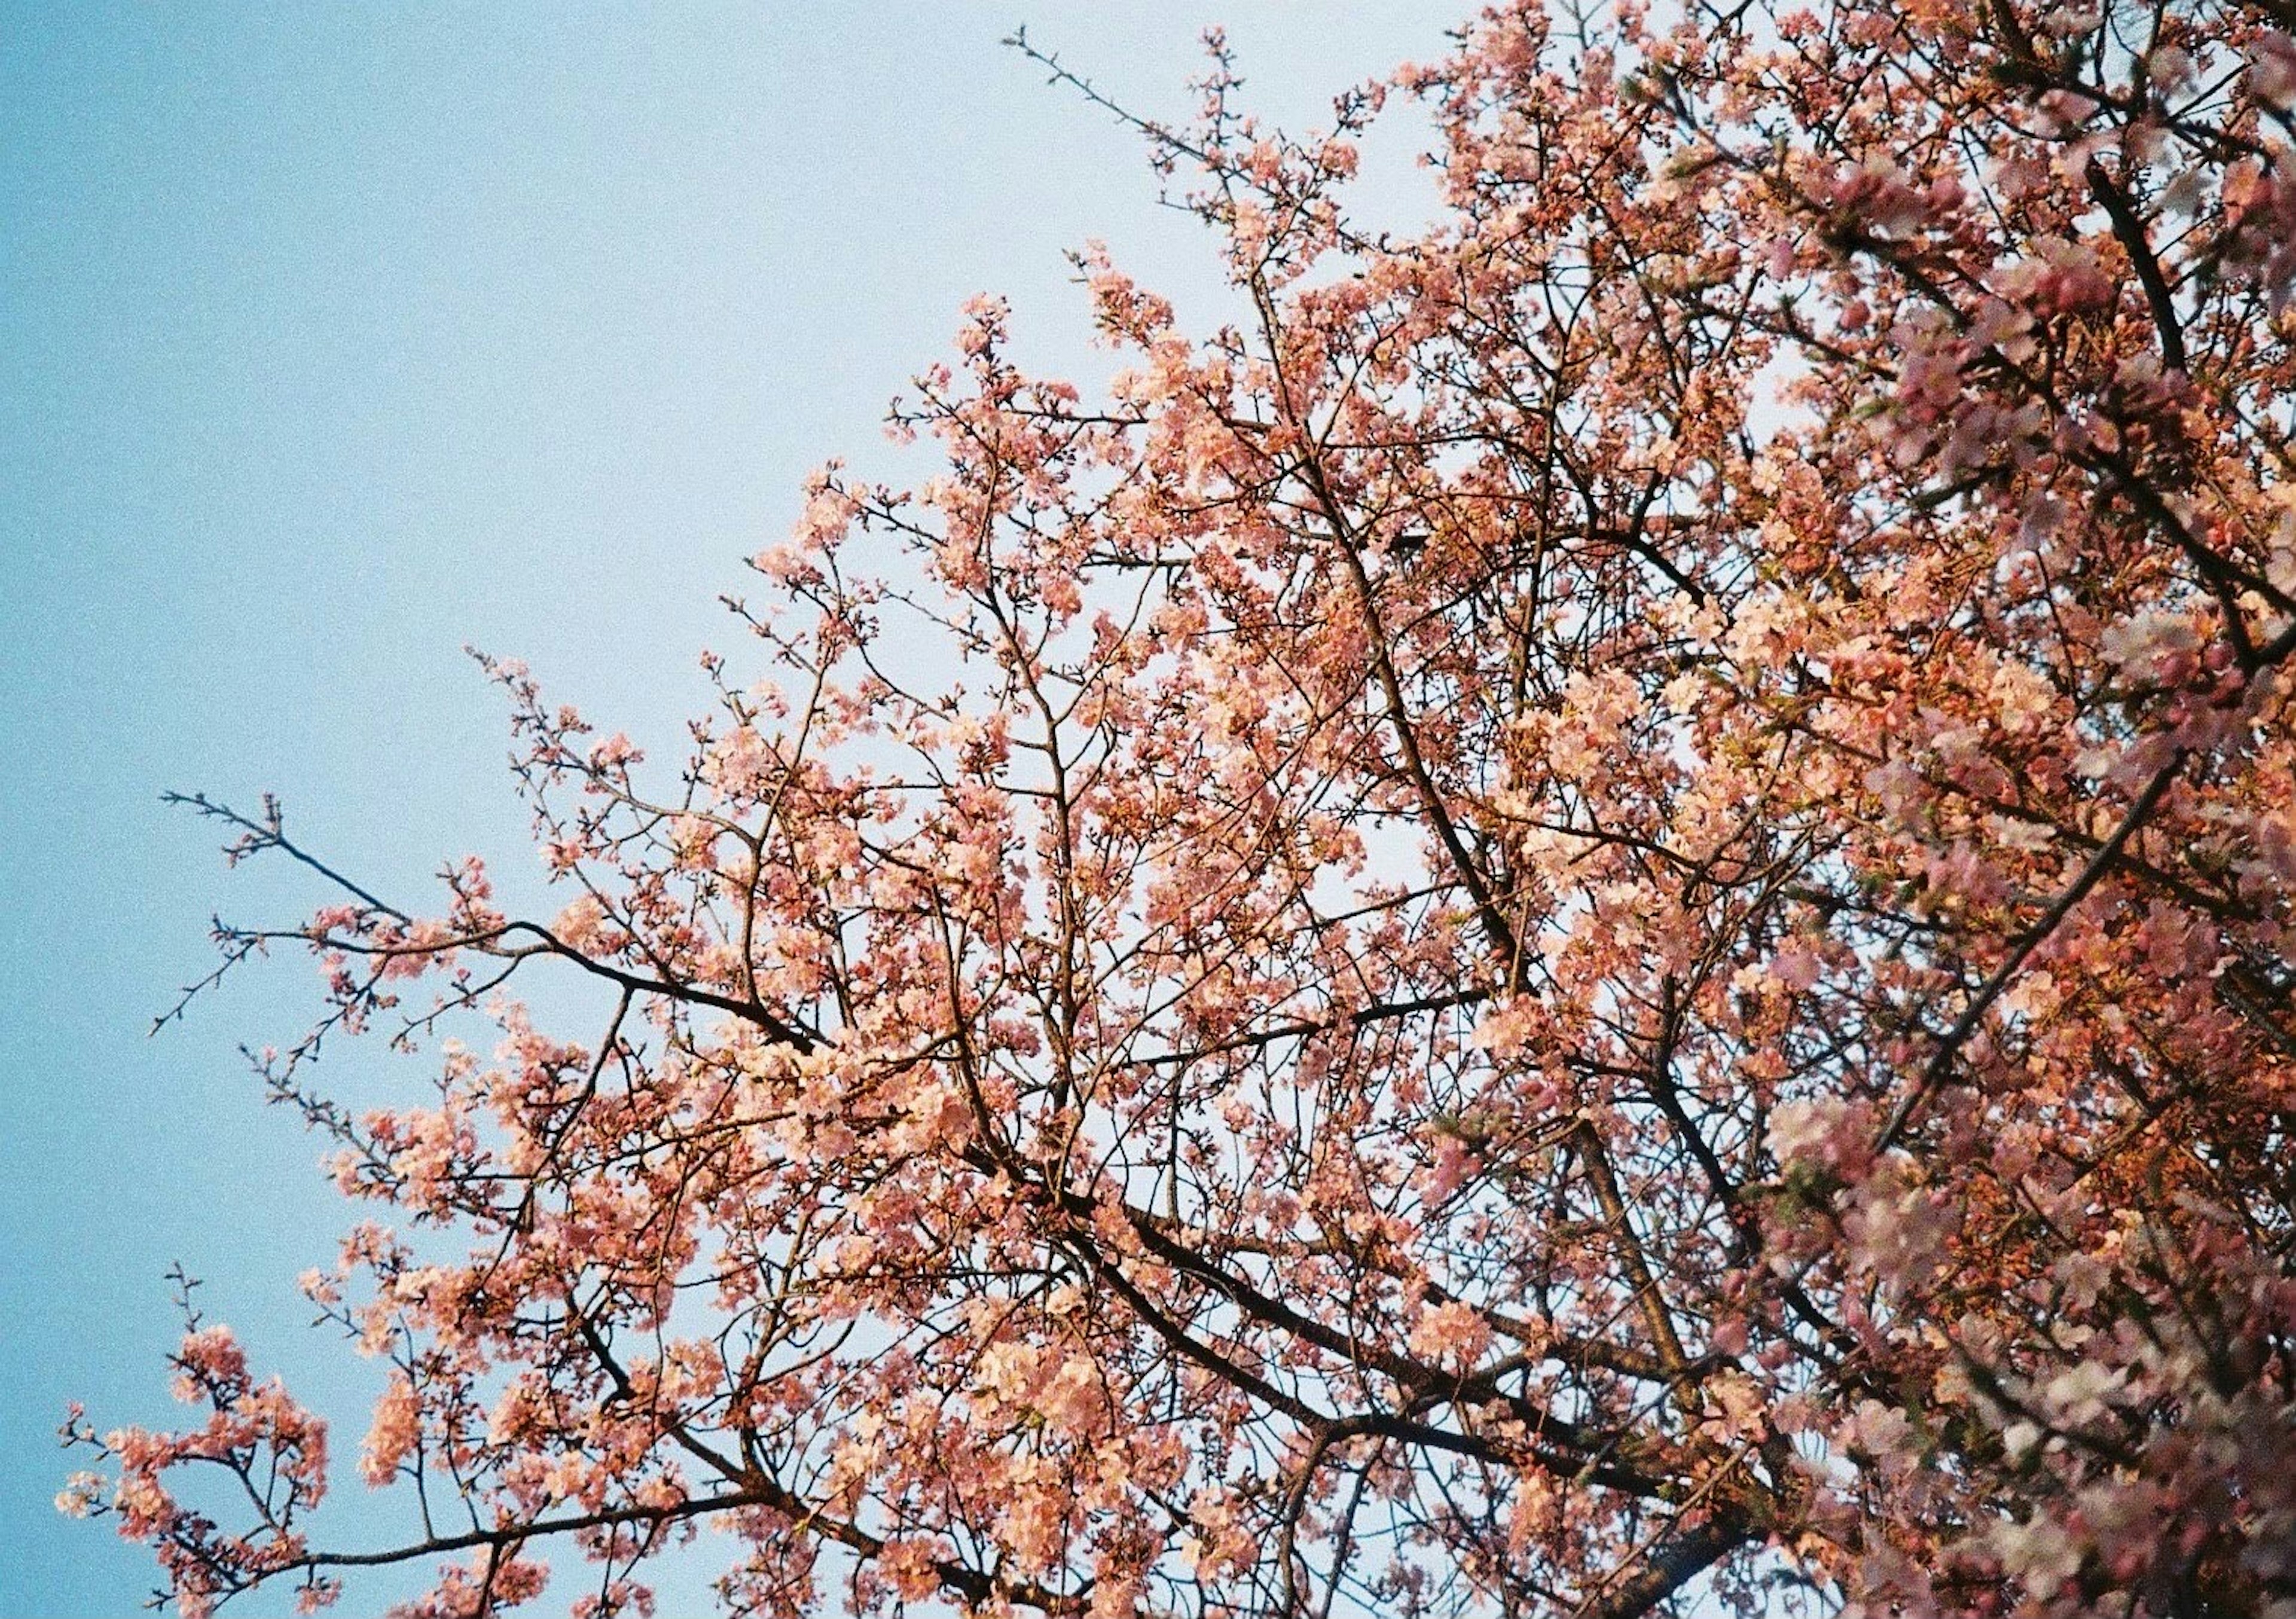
[63,2,2296,1615]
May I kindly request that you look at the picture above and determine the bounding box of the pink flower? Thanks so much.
[358,1374,420,1487]
[1407,1300,1493,1367]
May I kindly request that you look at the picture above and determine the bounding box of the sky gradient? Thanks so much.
[0,6,1443,1612]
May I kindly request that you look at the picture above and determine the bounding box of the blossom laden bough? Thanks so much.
[70,2,2296,1615]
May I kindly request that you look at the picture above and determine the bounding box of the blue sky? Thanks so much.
[0,5,1442,1612]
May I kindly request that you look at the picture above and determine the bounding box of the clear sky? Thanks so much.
[0,5,1443,1613]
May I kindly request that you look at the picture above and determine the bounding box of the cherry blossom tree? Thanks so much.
[63,2,2296,1615]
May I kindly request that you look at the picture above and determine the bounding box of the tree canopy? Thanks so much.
[64,3,2296,1615]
